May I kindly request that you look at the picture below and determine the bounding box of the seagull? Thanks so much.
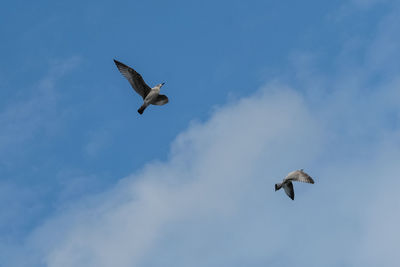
[275,169,314,200]
[113,59,168,114]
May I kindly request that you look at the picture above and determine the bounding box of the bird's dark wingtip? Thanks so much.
[113,59,130,69]
[114,59,125,67]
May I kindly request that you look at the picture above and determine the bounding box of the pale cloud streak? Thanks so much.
[0,57,80,165]
[0,57,81,264]
[352,0,390,8]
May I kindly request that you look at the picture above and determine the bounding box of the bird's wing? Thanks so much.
[283,182,294,200]
[152,94,169,106]
[284,169,315,184]
[113,59,151,99]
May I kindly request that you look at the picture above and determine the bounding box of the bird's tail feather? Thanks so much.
[138,105,147,114]
[275,183,282,191]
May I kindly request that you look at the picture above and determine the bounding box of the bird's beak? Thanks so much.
[161,82,165,86]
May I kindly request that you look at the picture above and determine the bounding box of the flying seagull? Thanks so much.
[113,59,168,114]
[275,169,314,200]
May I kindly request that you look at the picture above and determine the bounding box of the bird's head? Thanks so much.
[158,82,165,88]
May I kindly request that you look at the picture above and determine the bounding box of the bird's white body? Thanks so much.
[139,84,164,113]
[144,85,161,105]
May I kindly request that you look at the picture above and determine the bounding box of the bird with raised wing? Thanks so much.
[113,59,169,114]
[275,169,315,200]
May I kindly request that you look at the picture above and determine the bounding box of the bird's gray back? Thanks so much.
[283,169,314,184]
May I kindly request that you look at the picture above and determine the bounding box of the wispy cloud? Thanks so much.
[84,129,111,158]
[0,57,81,264]
[351,0,390,8]
[0,56,80,165]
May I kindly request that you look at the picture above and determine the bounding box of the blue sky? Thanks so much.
[1,0,400,266]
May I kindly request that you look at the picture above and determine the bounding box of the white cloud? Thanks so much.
[21,74,400,267]
[25,86,325,267]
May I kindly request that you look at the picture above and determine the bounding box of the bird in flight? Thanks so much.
[113,59,169,114]
[275,169,314,200]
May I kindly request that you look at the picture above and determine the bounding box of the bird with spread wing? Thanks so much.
[114,59,169,114]
[275,169,315,200]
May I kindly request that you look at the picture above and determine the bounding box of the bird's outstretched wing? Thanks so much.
[114,59,151,99]
[283,181,294,200]
[153,94,169,106]
[284,169,315,184]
